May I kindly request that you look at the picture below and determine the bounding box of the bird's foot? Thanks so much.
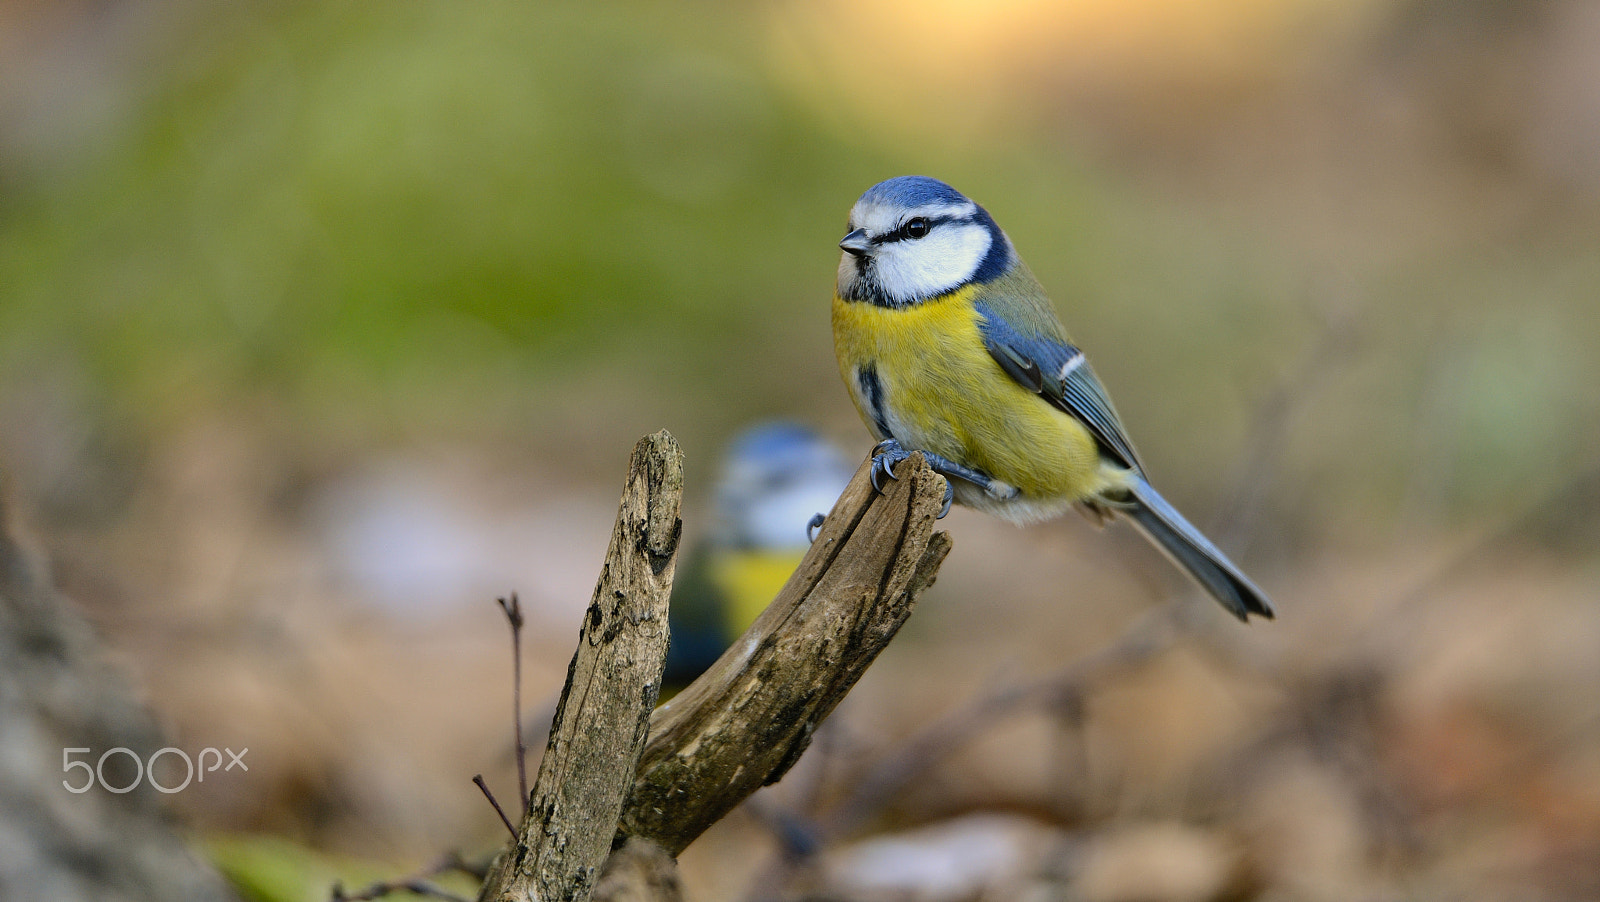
[869,439,910,493]
[870,441,972,519]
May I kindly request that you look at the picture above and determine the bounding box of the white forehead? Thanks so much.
[848,198,978,232]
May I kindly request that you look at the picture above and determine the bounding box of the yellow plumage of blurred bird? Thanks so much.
[662,423,855,689]
[831,176,1274,621]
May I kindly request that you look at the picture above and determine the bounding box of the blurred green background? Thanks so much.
[5,0,1597,520]
[3,0,1599,899]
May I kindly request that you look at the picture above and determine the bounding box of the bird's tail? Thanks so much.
[1120,477,1275,621]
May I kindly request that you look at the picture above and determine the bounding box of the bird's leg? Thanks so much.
[919,451,999,516]
[806,513,826,543]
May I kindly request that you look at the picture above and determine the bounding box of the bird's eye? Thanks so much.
[904,217,930,239]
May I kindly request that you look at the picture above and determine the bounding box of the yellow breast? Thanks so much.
[831,288,1110,505]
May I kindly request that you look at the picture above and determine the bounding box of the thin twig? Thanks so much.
[332,880,468,902]
[329,851,478,901]
[332,881,467,902]
[473,774,518,841]
[497,593,529,815]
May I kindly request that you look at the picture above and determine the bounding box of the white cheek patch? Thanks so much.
[873,222,992,303]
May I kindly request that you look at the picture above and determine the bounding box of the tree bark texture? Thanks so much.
[617,449,951,855]
[481,431,683,902]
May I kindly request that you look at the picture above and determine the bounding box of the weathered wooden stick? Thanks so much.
[617,451,951,855]
[480,431,684,902]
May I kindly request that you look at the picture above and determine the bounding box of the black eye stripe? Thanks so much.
[877,214,959,243]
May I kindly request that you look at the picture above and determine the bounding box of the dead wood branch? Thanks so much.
[479,431,684,902]
[476,434,950,901]
[618,450,951,856]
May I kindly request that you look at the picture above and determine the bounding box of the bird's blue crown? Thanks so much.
[856,175,971,210]
[726,422,825,467]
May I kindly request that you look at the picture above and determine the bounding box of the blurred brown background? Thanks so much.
[1,0,1597,899]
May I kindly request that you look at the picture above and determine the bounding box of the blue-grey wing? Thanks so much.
[976,304,1145,473]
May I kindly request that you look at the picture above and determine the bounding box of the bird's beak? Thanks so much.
[838,228,872,257]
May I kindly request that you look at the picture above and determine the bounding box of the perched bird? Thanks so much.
[831,176,1274,621]
[663,423,856,689]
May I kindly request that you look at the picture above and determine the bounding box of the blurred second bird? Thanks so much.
[663,423,855,690]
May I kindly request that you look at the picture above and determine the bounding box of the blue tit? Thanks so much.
[831,176,1275,621]
[663,423,856,689]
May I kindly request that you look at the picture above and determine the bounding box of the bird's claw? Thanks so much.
[869,439,910,493]
[872,439,954,517]
[806,512,826,543]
